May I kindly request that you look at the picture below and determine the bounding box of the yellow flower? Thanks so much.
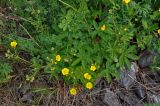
[10,41,17,48]
[69,88,77,95]
[123,0,131,4]
[101,25,106,31]
[86,82,93,90]
[55,55,61,61]
[62,68,69,75]
[158,29,160,35]
[84,73,92,80]
[90,65,96,71]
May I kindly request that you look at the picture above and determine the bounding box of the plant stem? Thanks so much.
[19,24,40,47]
[16,56,31,64]
[58,0,77,11]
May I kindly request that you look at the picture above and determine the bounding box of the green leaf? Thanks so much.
[142,19,148,29]
[127,54,139,60]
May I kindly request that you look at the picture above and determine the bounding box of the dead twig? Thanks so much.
[0,13,21,21]
[128,74,155,94]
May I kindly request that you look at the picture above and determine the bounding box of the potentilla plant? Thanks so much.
[1,0,160,95]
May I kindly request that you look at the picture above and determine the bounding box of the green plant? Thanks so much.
[1,0,160,91]
[0,60,12,83]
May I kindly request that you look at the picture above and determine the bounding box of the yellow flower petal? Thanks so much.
[84,73,92,80]
[86,82,93,90]
[55,55,61,61]
[101,25,106,31]
[90,65,96,71]
[123,0,131,4]
[10,41,17,48]
[158,29,160,35]
[70,88,77,95]
[62,68,69,75]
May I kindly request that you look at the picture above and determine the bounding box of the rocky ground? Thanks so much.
[0,51,160,106]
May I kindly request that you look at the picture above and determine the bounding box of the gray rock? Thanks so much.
[21,92,33,103]
[134,85,146,99]
[119,62,139,89]
[138,51,154,68]
[147,93,160,103]
[103,89,121,106]
[117,91,143,106]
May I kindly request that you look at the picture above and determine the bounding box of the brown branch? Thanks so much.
[0,13,21,21]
